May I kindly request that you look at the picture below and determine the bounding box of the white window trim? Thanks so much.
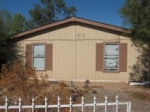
[104,43,119,71]
[32,44,45,70]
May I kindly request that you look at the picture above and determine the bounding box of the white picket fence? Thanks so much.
[0,95,131,112]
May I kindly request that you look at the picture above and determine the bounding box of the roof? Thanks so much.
[13,17,130,39]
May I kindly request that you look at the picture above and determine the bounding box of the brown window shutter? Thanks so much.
[46,44,53,70]
[26,44,32,67]
[119,43,127,72]
[96,43,103,71]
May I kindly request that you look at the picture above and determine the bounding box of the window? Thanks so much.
[33,44,45,70]
[104,43,119,71]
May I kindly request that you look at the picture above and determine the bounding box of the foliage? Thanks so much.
[0,16,17,66]
[129,45,150,81]
[0,10,11,35]
[0,18,5,65]
[28,0,76,28]
[0,18,4,38]
[0,36,19,68]
[0,60,71,111]
[0,10,26,66]
[0,10,27,36]
[119,0,150,81]
[9,13,27,35]
[119,0,150,45]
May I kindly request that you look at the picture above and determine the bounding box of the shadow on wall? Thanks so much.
[130,44,150,81]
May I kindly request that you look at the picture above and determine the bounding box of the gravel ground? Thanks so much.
[1,81,149,112]
[64,81,150,112]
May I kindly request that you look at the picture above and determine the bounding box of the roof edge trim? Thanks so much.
[13,17,130,39]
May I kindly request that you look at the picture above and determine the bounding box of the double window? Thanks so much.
[33,44,45,70]
[104,43,119,71]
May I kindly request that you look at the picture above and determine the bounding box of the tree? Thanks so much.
[0,15,15,66]
[119,0,150,81]
[0,10,12,36]
[0,23,18,66]
[28,0,76,28]
[9,13,27,35]
[0,10,26,66]
[0,18,6,65]
[119,0,150,45]
[0,10,27,36]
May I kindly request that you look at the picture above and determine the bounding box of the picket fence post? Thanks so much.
[0,95,131,112]
[69,96,72,112]
[31,97,35,112]
[57,96,60,112]
[18,97,22,112]
[104,95,108,112]
[44,97,48,112]
[5,97,8,112]
[116,95,119,112]
[81,96,84,112]
[93,95,96,112]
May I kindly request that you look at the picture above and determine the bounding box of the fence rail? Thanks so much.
[0,95,131,112]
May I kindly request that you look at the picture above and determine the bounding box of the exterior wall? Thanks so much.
[18,23,139,82]
[75,24,138,81]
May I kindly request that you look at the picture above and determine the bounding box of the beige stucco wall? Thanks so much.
[18,23,139,82]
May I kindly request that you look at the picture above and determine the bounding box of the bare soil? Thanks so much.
[63,81,150,112]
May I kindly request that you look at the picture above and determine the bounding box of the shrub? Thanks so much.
[0,60,70,112]
[0,60,39,103]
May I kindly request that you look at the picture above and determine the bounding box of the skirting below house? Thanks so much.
[38,78,128,83]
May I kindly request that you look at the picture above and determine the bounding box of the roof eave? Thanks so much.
[13,17,130,39]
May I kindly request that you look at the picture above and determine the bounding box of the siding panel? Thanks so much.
[20,23,135,81]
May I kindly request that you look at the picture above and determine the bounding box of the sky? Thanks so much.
[0,0,125,27]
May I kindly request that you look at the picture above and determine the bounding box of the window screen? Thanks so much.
[104,44,119,71]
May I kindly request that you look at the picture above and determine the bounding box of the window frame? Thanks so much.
[32,43,45,71]
[103,43,119,72]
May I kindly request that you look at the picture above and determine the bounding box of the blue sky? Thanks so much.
[0,0,125,26]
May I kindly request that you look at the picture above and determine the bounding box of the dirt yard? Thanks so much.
[1,80,149,112]
[63,81,150,112]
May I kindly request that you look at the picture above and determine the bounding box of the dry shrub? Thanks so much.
[0,60,70,112]
[0,60,39,103]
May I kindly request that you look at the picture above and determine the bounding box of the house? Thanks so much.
[13,17,139,82]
